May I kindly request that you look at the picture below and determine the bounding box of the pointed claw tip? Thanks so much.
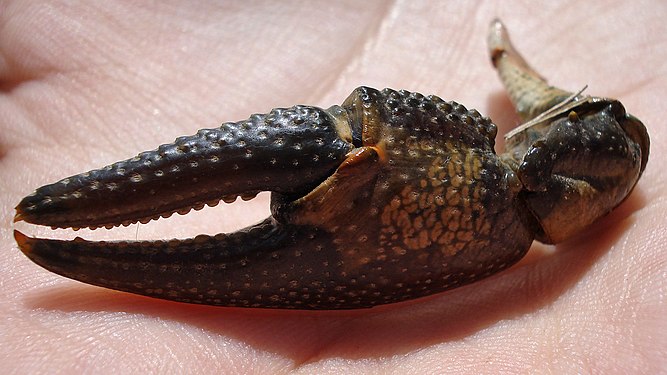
[488,18,506,38]
[487,18,511,65]
[13,230,33,254]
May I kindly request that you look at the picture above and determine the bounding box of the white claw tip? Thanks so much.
[487,18,511,58]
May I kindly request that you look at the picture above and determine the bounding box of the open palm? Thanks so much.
[2,2,665,373]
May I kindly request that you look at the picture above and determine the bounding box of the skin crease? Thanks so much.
[1,0,666,373]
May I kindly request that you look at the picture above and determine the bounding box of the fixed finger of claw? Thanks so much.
[13,220,331,308]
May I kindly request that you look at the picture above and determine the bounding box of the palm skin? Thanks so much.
[1,1,665,373]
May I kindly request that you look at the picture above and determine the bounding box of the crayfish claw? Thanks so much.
[12,20,650,309]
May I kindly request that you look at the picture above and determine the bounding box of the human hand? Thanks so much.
[2,2,665,373]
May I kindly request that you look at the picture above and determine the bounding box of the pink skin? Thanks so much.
[1,1,666,373]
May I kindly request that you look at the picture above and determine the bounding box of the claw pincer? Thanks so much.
[15,105,356,229]
[14,20,649,309]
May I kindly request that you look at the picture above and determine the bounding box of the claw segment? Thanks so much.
[488,18,573,122]
[15,106,356,229]
[14,220,319,308]
[490,19,649,243]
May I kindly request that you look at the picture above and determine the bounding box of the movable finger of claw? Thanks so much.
[15,105,356,229]
[487,19,572,122]
[487,19,512,67]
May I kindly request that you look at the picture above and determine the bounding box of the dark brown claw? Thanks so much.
[15,105,356,229]
[14,20,649,309]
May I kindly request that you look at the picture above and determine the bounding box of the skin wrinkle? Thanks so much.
[329,2,441,97]
[2,1,666,374]
[307,2,392,104]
